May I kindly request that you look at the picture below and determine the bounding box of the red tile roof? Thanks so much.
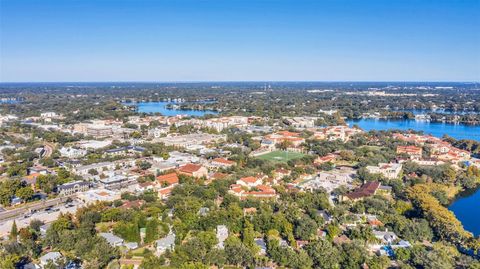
[179,163,203,173]
[212,158,235,165]
[157,172,179,185]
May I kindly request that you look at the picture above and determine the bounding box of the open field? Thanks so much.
[256,150,305,163]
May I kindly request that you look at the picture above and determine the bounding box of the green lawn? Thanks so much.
[256,150,305,162]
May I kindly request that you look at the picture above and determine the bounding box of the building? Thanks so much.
[216,225,229,249]
[300,169,355,193]
[157,172,180,199]
[209,158,236,169]
[104,146,145,157]
[177,163,208,178]
[236,176,263,188]
[283,116,317,128]
[157,133,226,148]
[366,163,402,179]
[396,146,422,159]
[343,181,381,202]
[148,125,170,138]
[229,184,276,199]
[100,232,124,247]
[57,180,90,196]
[373,229,398,244]
[59,147,87,158]
[39,252,63,268]
[156,233,176,255]
[78,189,121,205]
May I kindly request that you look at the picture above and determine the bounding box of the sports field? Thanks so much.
[256,150,305,162]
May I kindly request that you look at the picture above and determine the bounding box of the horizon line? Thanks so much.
[1,80,479,84]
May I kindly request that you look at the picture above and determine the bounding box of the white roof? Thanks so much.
[40,251,62,264]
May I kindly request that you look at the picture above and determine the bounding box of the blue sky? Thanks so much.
[1,0,479,82]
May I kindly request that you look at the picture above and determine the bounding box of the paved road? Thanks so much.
[0,200,84,237]
[43,142,55,158]
[0,195,76,222]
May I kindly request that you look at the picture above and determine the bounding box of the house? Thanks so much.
[39,251,63,268]
[254,238,267,255]
[59,147,87,158]
[124,242,139,250]
[396,145,422,159]
[22,173,41,191]
[100,232,124,247]
[366,163,402,179]
[177,163,208,178]
[373,229,398,244]
[216,225,229,249]
[57,181,90,196]
[236,176,262,187]
[243,207,257,216]
[274,168,291,181]
[343,181,381,202]
[229,184,277,199]
[156,233,176,255]
[156,172,179,199]
[210,158,236,168]
[314,153,337,165]
[316,210,333,223]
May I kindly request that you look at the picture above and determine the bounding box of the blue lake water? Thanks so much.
[346,118,480,236]
[347,119,480,141]
[449,188,480,236]
[124,102,218,117]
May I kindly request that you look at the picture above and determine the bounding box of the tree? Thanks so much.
[15,187,34,202]
[242,220,256,250]
[305,239,340,269]
[224,237,253,267]
[294,216,318,240]
[10,221,18,241]
[144,219,159,244]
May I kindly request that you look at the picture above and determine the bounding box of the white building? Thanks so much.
[366,163,402,179]
[216,225,228,249]
[59,147,87,158]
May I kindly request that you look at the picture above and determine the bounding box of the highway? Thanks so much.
[0,195,76,223]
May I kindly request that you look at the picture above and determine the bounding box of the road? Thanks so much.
[0,195,76,222]
[43,142,55,158]
[0,199,84,237]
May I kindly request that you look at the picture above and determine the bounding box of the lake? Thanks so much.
[124,101,218,117]
[347,119,480,141]
[346,118,480,236]
[449,188,480,236]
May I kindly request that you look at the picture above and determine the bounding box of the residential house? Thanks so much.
[100,232,124,247]
[366,163,402,179]
[216,225,228,249]
[396,145,423,159]
[39,252,63,268]
[177,163,208,178]
[157,172,179,199]
[156,233,176,255]
[343,181,381,202]
[210,158,236,169]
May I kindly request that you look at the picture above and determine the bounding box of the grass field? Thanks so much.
[256,150,305,162]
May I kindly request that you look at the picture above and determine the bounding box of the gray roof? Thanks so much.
[156,233,176,248]
[99,232,124,245]
[40,251,62,264]
[57,180,89,191]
